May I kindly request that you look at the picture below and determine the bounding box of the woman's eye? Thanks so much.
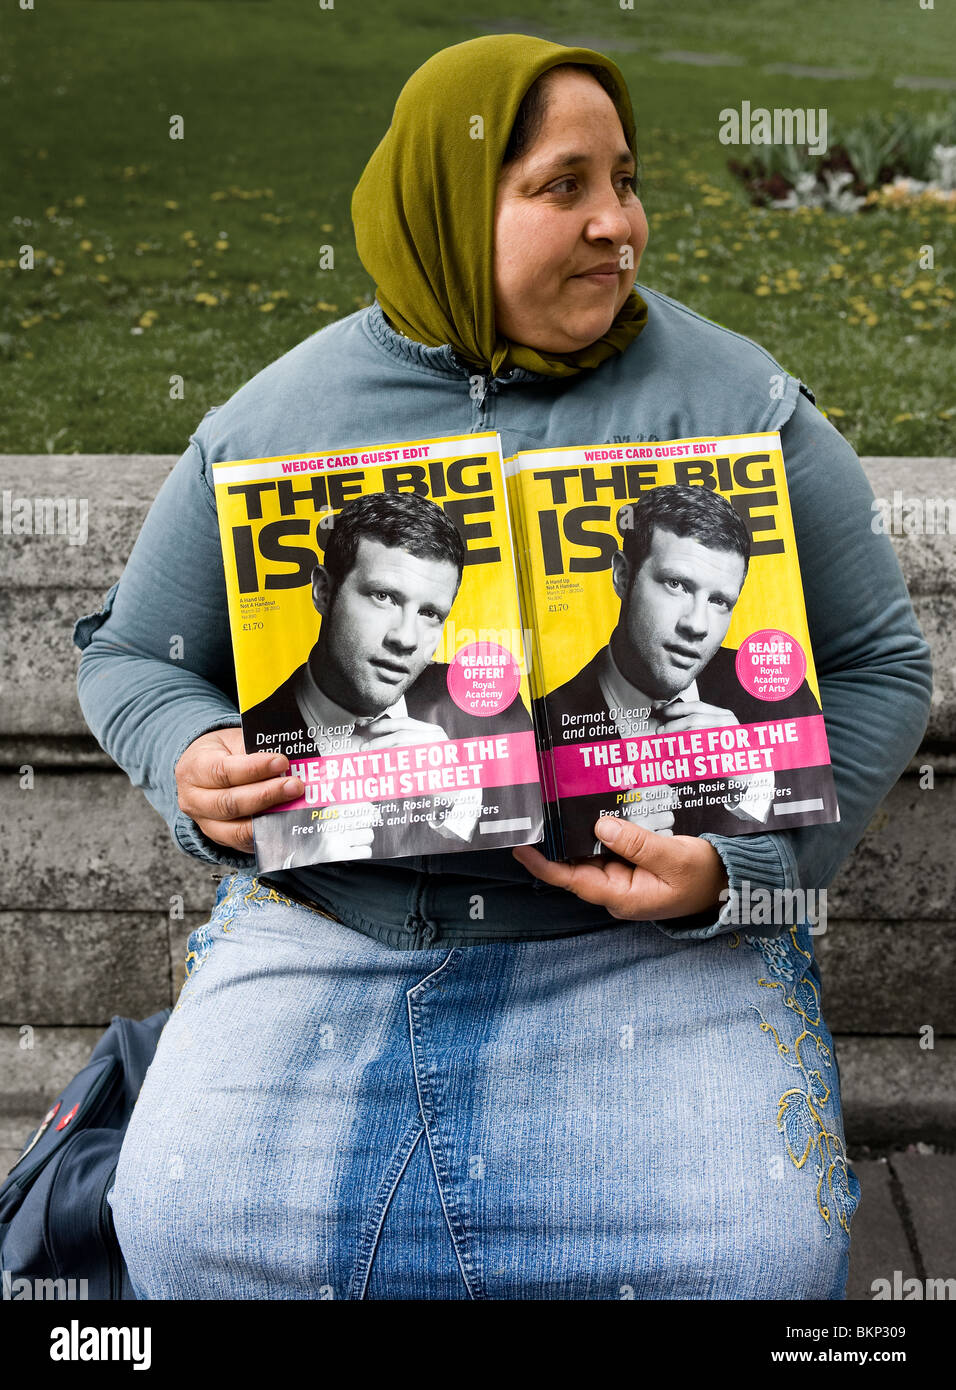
[544,171,635,198]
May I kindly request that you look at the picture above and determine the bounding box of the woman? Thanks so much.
[75,34,932,1299]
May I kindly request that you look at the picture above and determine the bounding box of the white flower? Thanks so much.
[821,169,866,214]
[771,171,824,210]
[931,143,956,192]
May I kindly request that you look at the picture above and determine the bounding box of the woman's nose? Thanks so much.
[583,183,634,247]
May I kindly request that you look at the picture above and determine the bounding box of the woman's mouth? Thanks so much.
[572,266,620,286]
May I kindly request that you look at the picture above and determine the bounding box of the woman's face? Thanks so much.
[493,67,649,355]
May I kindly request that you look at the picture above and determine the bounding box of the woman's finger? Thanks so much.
[512,846,648,912]
[511,844,576,887]
[594,816,676,871]
[513,830,724,920]
[185,747,290,789]
[196,815,257,855]
[182,774,302,825]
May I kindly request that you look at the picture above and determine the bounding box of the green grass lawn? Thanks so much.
[2,0,954,456]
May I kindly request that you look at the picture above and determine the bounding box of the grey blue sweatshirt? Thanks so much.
[73,288,933,948]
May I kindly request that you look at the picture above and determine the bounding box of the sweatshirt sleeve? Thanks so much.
[73,418,255,869]
[655,389,933,940]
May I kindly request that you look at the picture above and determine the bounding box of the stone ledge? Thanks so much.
[0,911,208,1025]
[5,591,949,740]
[2,769,951,920]
[861,459,956,601]
[0,455,179,586]
[0,774,221,911]
[812,918,955,1034]
[837,1036,956,1149]
[826,775,956,920]
[0,910,951,1033]
[0,1025,105,1117]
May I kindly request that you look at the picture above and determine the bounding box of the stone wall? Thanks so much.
[1,455,953,1153]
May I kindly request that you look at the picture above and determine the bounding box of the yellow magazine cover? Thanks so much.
[212,430,543,870]
[509,431,839,859]
[505,458,560,859]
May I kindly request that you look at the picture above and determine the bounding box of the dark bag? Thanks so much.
[0,1008,171,1300]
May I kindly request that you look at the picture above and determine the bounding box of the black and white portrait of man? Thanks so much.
[543,484,832,852]
[245,489,539,867]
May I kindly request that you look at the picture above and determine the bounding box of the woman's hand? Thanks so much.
[513,815,729,921]
[175,728,303,854]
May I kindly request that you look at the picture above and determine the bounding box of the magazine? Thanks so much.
[212,431,544,871]
[506,431,840,859]
[505,457,562,860]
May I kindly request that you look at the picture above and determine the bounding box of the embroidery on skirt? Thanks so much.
[746,926,857,1238]
[177,875,245,1008]
[242,877,294,911]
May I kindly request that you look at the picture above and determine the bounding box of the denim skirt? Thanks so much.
[109,873,861,1300]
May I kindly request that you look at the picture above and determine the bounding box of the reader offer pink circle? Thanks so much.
[447,642,521,716]
[735,629,807,702]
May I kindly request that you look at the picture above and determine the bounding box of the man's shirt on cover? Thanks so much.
[291,658,482,846]
[595,645,774,827]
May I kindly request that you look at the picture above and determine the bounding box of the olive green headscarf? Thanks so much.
[351,33,648,380]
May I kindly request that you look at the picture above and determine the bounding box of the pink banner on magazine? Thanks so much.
[269,730,540,812]
[549,714,831,800]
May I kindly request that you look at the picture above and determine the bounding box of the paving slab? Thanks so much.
[846,1158,919,1301]
[890,1152,956,1278]
[894,75,956,91]
[763,63,870,80]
